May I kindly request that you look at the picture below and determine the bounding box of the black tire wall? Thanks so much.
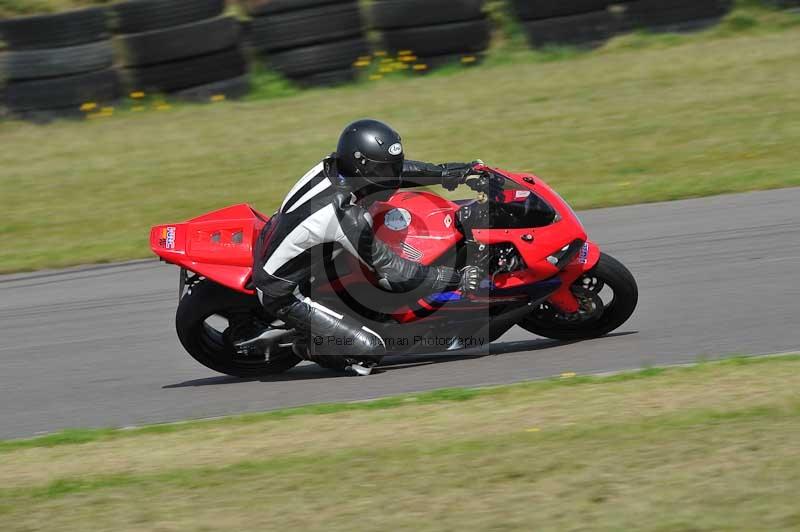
[512,0,734,49]
[5,68,120,112]
[111,1,250,96]
[109,0,225,34]
[0,6,119,116]
[1,41,113,81]
[0,7,107,50]
[267,37,369,78]
[250,3,363,53]
[247,0,369,86]
[370,0,490,72]
[370,0,485,29]
[122,47,248,93]
[115,16,240,67]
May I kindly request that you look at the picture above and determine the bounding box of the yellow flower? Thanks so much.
[461,56,477,64]
[130,91,145,99]
[210,94,226,102]
[369,74,383,81]
[80,102,97,112]
[412,64,428,71]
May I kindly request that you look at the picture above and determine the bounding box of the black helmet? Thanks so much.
[336,119,405,191]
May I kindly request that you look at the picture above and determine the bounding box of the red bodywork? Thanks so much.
[150,167,600,318]
[150,204,267,293]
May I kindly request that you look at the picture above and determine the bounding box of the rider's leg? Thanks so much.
[273,296,386,375]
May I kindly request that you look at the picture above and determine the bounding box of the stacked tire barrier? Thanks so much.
[111,0,250,100]
[242,0,370,87]
[0,7,120,119]
[511,0,733,48]
[370,0,490,70]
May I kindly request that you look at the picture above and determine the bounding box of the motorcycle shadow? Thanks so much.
[162,336,611,388]
[376,338,570,372]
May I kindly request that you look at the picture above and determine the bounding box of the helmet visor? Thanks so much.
[359,158,404,189]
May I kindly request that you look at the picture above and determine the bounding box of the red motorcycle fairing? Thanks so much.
[468,166,600,313]
[370,191,463,266]
[150,203,267,294]
[149,166,601,315]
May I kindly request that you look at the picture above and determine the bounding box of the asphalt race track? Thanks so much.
[2,188,799,440]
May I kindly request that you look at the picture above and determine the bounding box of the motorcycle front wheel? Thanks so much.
[175,280,301,377]
[518,253,638,341]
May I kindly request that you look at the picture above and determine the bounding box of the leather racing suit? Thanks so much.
[252,155,466,370]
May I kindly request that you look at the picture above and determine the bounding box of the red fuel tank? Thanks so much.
[370,191,463,266]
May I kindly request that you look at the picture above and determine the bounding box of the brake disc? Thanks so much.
[568,286,605,323]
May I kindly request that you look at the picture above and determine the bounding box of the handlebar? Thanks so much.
[464,165,505,203]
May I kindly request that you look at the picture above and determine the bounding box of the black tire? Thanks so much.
[122,47,248,93]
[172,73,251,101]
[4,68,120,112]
[370,0,485,30]
[176,280,301,378]
[267,37,369,78]
[0,40,113,82]
[115,16,240,67]
[0,7,108,51]
[521,10,619,48]
[294,67,358,87]
[242,0,350,17]
[618,0,732,30]
[250,2,363,53]
[519,253,638,341]
[380,18,490,57]
[511,0,611,21]
[109,0,225,34]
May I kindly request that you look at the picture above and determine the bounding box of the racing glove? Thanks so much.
[459,266,482,293]
[430,265,483,293]
[441,162,477,191]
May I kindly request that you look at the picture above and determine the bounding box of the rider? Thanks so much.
[250,119,481,375]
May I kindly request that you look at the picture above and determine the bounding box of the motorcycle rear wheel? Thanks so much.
[518,253,638,341]
[175,280,301,377]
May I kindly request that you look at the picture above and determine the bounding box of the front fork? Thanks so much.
[547,241,600,314]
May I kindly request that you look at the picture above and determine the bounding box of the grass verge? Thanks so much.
[1,354,799,530]
[2,6,800,272]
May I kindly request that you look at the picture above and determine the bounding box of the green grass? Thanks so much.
[1,5,800,272]
[1,354,799,531]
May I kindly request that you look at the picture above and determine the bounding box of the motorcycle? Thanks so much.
[150,164,638,377]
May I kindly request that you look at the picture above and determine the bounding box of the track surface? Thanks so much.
[2,188,799,439]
